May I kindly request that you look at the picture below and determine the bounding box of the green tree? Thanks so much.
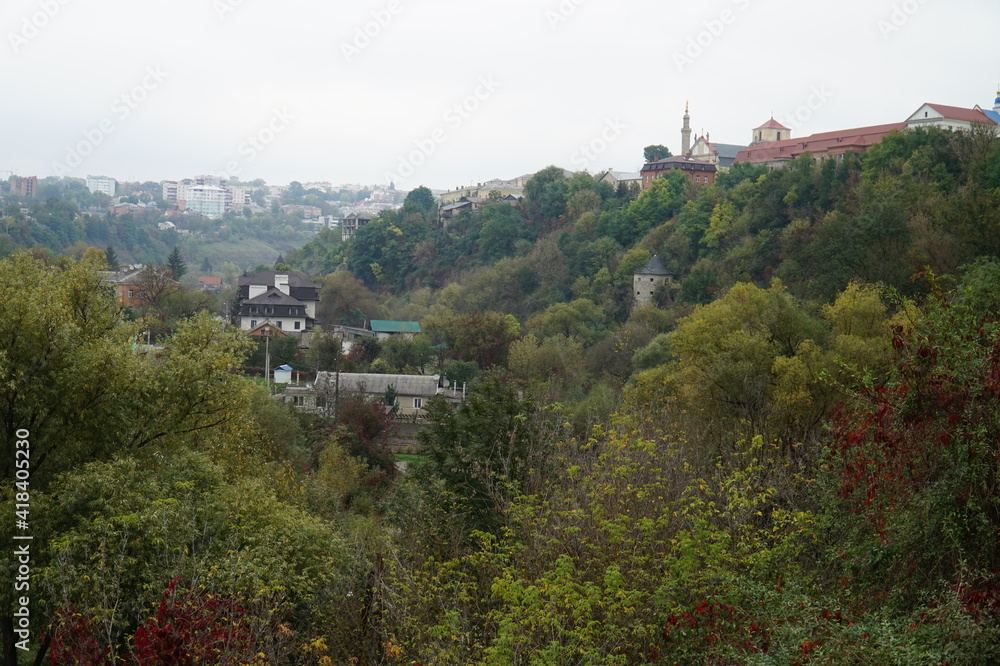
[526,298,606,345]
[0,253,255,660]
[653,281,831,449]
[307,330,344,372]
[830,274,1000,626]
[452,311,520,369]
[402,185,437,221]
[644,144,672,162]
[318,271,382,327]
[416,373,559,533]
[104,245,119,270]
[166,245,186,280]
[478,203,530,261]
[523,166,570,227]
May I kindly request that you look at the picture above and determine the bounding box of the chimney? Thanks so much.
[275,274,290,296]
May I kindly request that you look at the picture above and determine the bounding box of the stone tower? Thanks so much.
[633,255,673,308]
[750,117,791,145]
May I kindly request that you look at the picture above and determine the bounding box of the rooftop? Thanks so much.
[370,320,422,334]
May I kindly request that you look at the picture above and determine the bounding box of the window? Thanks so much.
[277,321,283,329]
[777,132,782,140]
[294,321,301,330]
[293,396,304,406]
[249,306,258,314]
[413,398,423,409]
[127,289,134,298]
[250,320,257,328]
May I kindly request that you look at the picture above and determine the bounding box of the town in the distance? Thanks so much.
[8,89,998,240]
[3,88,999,414]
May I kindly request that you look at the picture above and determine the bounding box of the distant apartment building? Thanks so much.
[193,174,228,188]
[161,180,181,202]
[341,213,372,241]
[176,184,226,217]
[228,185,253,209]
[184,185,227,218]
[86,175,117,196]
[163,178,258,214]
[9,176,37,198]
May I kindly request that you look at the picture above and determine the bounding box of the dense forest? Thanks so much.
[4,124,1000,664]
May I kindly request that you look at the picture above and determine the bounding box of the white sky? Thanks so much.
[1,0,998,191]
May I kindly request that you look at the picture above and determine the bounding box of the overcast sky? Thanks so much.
[2,0,998,191]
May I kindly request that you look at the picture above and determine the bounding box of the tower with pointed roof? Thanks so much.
[633,255,674,308]
[751,117,791,145]
[681,103,692,156]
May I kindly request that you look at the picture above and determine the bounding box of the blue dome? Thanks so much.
[995,95,1000,107]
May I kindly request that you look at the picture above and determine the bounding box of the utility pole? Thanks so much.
[264,333,270,393]
[334,340,341,420]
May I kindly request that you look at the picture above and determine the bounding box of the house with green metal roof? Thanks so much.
[369,320,422,340]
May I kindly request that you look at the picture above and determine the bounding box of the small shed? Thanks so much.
[274,364,293,385]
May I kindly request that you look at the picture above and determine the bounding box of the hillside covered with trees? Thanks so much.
[5,125,1000,663]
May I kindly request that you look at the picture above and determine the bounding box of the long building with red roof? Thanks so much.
[735,122,907,166]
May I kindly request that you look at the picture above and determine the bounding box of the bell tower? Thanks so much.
[681,102,692,156]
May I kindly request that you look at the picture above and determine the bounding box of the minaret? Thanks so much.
[681,102,692,156]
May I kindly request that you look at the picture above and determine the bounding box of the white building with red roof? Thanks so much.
[904,103,998,133]
[737,98,999,168]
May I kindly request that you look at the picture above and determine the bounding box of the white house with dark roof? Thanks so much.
[237,270,321,336]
